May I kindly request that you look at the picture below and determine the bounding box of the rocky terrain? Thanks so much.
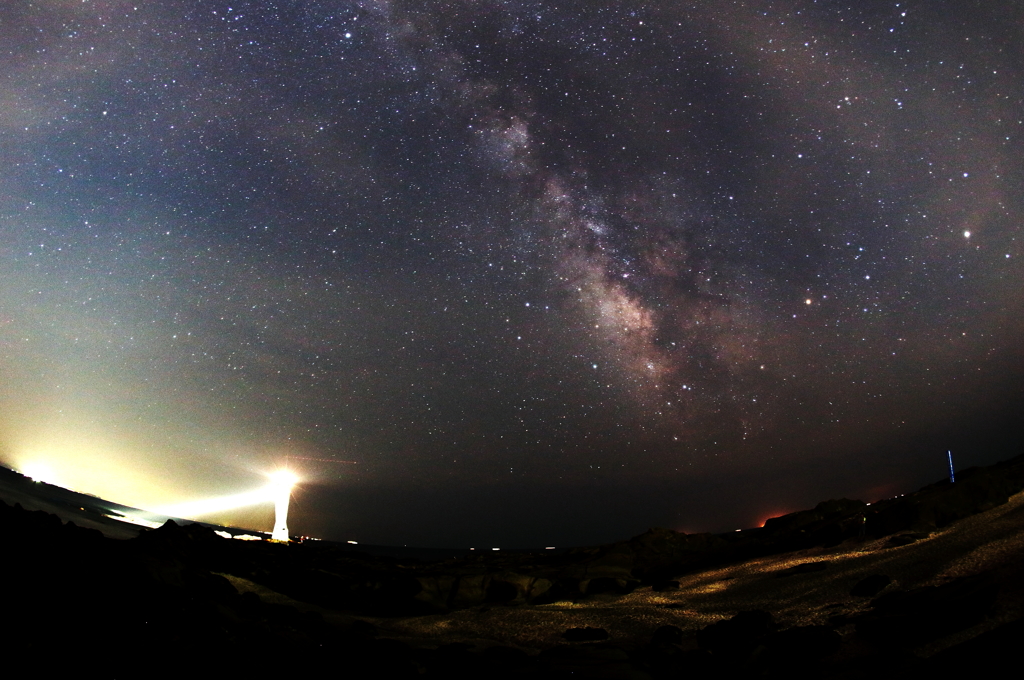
[3,453,1024,677]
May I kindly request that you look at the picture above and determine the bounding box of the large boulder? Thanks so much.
[562,626,610,642]
[625,527,726,580]
[856,573,999,647]
[760,625,842,665]
[413,575,458,611]
[850,574,892,597]
[697,610,775,659]
[538,644,637,678]
[762,499,866,535]
[760,498,867,549]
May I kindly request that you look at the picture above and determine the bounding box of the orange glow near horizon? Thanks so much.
[758,510,794,528]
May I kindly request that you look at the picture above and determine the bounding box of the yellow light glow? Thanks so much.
[267,468,298,489]
[6,428,204,511]
[20,461,59,485]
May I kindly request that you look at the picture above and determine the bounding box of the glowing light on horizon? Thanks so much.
[267,468,299,489]
[19,462,59,485]
[8,432,200,512]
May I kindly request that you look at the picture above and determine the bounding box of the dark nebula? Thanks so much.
[1,1,1022,547]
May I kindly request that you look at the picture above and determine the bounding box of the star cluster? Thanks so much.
[1,1,1022,546]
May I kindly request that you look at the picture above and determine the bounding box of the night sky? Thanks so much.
[2,1,1023,548]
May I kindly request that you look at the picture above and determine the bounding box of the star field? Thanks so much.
[1,1,1023,547]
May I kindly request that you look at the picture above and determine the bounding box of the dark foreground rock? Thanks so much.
[697,610,775,659]
[563,626,610,642]
[851,573,892,597]
[855,573,1000,648]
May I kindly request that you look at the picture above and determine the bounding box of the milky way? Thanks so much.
[1,1,1022,547]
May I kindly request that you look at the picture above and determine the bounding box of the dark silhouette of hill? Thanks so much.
[3,453,1024,677]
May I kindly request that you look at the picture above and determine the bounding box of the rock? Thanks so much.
[60,520,105,547]
[762,625,842,663]
[851,574,891,597]
[482,645,531,668]
[413,575,457,611]
[531,577,585,604]
[182,568,237,603]
[563,626,610,641]
[132,520,226,567]
[673,649,716,676]
[349,619,377,638]
[775,561,829,577]
[697,610,774,657]
[650,624,683,647]
[484,576,519,603]
[651,579,680,592]
[450,573,489,609]
[856,573,999,647]
[922,614,1024,674]
[753,499,869,551]
[359,638,418,676]
[885,532,929,547]
[581,544,635,580]
[425,642,477,675]
[539,645,636,678]
[763,499,867,535]
[627,527,726,579]
[584,577,640,595]
[526,577,554,603]
[494,571,547,603]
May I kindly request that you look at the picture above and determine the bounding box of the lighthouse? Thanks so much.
[268,469,298,541]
